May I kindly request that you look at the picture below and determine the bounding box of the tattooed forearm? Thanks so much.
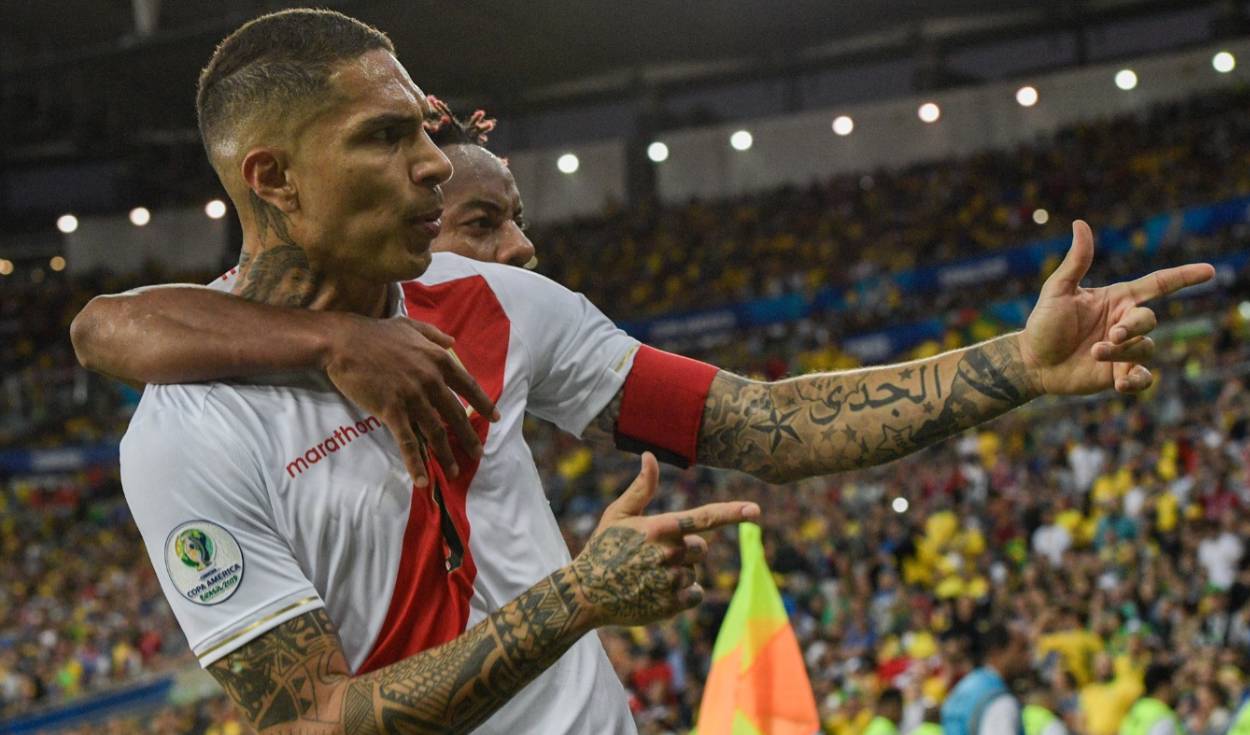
[209,568,593,734]
[208,608,345,730]
[344,568,588,735]
[696,334,1041,482]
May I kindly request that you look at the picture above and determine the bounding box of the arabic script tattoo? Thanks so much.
[696,335,1039,482]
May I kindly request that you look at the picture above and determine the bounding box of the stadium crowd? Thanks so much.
[3,87,1250,733]
[540,89,1250,319]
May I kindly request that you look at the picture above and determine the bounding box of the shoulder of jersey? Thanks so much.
[415,252,525,286]
[131,381,220,422]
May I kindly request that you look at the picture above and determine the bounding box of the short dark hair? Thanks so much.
[976,620,1015,665]
[196,8,393,162]
[878,686,903,710]
[425,95,497,148]
[1143,662,1176,694]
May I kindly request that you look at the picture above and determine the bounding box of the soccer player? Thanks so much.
[111,10,759,735]
[77,8,1214,734]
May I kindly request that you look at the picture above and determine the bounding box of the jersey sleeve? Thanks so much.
[120,386,323,668]
[978,695,1021,735]
[482,264,640,437]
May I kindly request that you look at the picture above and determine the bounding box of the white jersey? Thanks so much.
[120,253,642,734]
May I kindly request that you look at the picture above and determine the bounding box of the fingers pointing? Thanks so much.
[658,500,760,537]
[1125,262,1216,304]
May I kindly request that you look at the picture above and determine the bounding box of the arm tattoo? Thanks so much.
[210,568,592,734]
[207,608,345,730]
[696,335,1040,483]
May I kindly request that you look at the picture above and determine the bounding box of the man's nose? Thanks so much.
[496,221,536,267]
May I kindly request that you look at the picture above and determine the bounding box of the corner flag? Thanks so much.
[694,522,821,735]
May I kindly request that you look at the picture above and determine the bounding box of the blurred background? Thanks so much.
[4,1,1250,733]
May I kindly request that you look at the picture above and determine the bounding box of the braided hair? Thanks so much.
[424,95,497,148]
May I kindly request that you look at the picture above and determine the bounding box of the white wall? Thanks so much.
[509,38,1250,222]
[507,139,628,223]
[653,38,1250,202]
[66,207,229,276]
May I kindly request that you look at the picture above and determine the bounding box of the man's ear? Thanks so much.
[240,148,298,213]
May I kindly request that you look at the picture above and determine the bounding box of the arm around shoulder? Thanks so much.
[71,285,341,384]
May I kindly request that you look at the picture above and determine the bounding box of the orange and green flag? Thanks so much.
[694,522,821,735]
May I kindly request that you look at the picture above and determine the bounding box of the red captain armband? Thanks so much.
[614,345,719,468]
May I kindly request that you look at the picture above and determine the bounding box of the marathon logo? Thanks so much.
[286,416,383,478]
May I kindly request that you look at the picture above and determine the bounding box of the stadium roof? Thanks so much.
[1,0,1217,116]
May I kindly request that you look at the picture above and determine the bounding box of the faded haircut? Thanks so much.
[196,8,393,164]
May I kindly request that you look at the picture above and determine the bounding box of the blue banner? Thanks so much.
[620,196,1250,347]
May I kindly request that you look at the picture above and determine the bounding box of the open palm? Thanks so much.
[1019,220,1215,396]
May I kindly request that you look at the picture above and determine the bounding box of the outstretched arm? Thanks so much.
[589,221,1213,483]
[70,285,497,486]
[696,334,1037,483]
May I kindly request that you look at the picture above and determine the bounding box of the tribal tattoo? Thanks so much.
[207,608,346,730]
[695,334,1040,482]
[209,568,591,735]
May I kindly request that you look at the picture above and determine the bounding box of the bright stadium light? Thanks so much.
[1016,85,1039,107]
[918,102,941,123]
[1115,69,1138,90]
[129,207,151,227]
[49,255,66,272]
[556,153,579,174]
[205,199,227,219]
[892,497,909,514]
[832,115,854,136]
[1240,301,1250,320]
[647,141,669,163]
[1033,208,1050,225]
[56,214,79,234]
[1213,51,1236,73]
[0,260,12,276]
[730,130,753,151]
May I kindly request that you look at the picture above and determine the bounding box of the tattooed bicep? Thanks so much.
[208,608,351,731]
[695,372,780,476]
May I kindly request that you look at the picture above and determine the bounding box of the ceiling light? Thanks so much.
[556,153,579,174]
